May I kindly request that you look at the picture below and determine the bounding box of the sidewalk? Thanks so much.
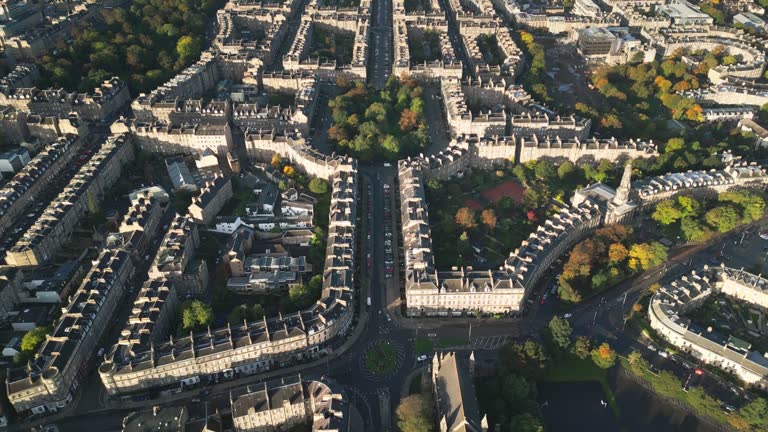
[94,303,370,413]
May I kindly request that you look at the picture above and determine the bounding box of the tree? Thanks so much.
[680,217,711,242]
[309,178,329,195]
[455,207,476,229]
[395,394,435,432]
[548,316,572,350]
[228,305,249,325]
[481,209,497,229]
[705,206,741,233]
[628,242,668,271]
[534,160,556,180]
[251,304,264,320]
[181,301,213,331]
[557,160,576,181]
[509,413,544,432]
[399,109,418,131]
[176,35,200,60]
[426,179,442,191]
[21,326,50,354]
[608,243,628,264]
[652,199,682,225]
[591,342,617,369]
[573,336,591,359]
[512,164,529,184]
[740,398,768,431]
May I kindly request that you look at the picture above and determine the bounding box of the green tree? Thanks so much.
[591,342,617,369]
[740,397,768,431]
[704,206,741,233]
[573,336,591,359]
[426,179,442,191]
[534,160,556,180]
[228,305,249,325]
[652,199,682,225]
[509,413,544,432]
[680,217,711,242]
[21,326,51,354]
[557,160,576,181]
[308,178,329,194]
[548,316,572,351]
[251,304,264,320]
[176,35,201,60]
[395,394,435,432]
[181,300,213,331]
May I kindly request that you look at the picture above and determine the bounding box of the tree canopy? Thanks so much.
[327,78,428,161]
[395,394,435,432]
[591,342,617,369]
[36,0,223,94]
[181,300,213,332]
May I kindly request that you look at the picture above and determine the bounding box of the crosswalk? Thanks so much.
[469,335,513,350]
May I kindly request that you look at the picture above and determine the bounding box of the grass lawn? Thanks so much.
[542,355,622,422]
[365,341,397,375]
[415,337,433,355]
[436,337,469,348]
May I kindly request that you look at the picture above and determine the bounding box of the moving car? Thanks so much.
[417,355,428,362]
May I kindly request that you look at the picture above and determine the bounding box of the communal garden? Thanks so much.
[409,29,442,64]
[327,77,429,161]
[309,26,355,65]
[426,159,620,269]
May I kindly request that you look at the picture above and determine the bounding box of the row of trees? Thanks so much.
[518,31,552,104]
[652,189,766,242]
[37,0,221,94]
[327,77,429,161]
[559,225,669,303]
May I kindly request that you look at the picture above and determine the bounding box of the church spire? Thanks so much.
[613,160,632,206]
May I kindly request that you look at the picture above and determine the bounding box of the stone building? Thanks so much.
[6,249,135,415]
[230,376,351,432]
[432,352,487,432]
[147,214,208,297]
[649,266,768,388]
[5,134,135,267]
[0,135,81,238]
[188,175,234,225]
[99,163,358,397]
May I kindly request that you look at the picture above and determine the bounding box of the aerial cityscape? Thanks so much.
[1,0,768,431]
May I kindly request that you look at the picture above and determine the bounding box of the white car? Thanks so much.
[563,313,572,319]
[417,355,428,362]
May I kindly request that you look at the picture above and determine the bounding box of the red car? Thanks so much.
[694,368,704,376]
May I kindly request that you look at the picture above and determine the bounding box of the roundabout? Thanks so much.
[359,339,406,381]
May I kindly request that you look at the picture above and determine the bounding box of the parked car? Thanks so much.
[417,355,428,362]
[647,344,657,352]
[659,351,669,358]
[694,368,705,376]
